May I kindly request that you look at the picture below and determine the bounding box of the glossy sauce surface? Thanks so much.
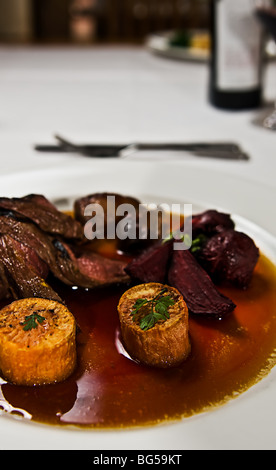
[1,252,276,429]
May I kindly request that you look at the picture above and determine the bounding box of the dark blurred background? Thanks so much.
[0,0,210,45]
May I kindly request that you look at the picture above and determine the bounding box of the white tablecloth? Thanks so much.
[0,45,276,451]
[0,45,275,187]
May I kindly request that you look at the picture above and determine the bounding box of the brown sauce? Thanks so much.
[0,252,276,429]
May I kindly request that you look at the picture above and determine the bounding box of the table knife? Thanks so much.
[34,135,249,160]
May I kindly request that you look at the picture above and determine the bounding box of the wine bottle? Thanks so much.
[209,0,264,110]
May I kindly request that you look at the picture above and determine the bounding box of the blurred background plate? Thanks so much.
[146,29,210,62]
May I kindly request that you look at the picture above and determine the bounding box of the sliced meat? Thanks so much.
[197,230,260,289]
[15,242,49,279]
[0,235,63,303]
[0,298,77,385]
[74,192,159,252]
[0,263,10,300]
[167,245,236,317]
[0,194,83,240]
[0,215,75,287]
[0,216,49,279]
[0,215,129,290]
[74,192,141,228]
[117,283,190,368]
[124,239,174,284]
[74,248,130,286]
[51,239,130,288]
[49,239,98,288]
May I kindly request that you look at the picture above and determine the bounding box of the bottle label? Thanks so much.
[216,0,262,91]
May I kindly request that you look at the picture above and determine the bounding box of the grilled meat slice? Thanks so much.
[74,192,160,252]
[74,247,130,286]
[74,192,141,228]
[0,214,129,289]
[52,239,130,288]
[0,194,83,241]
[0,235,63,302]
[0,263,10,300]
[0,215,74,286]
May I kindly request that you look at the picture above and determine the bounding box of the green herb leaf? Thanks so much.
[131,298,149,320]
[155,302,167,316]
[190,234,207,254]
[140,314,155,331]
[131,288,175,331]
[162,232,207,253]
[23,313,46,331]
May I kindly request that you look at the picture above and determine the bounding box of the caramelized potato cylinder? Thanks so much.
[0,298,77,386]
[118,283,190,368]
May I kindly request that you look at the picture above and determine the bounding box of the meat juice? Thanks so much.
[1,250,276,429]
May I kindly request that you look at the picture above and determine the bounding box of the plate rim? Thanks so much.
[0,160,275,450]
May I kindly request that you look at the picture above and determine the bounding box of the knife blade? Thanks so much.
[34,135,249,160]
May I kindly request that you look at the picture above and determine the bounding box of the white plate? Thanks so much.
[0,160,276,450]
[146,31,275,63]
[146,31,210,62]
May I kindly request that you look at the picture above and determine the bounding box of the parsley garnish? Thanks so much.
[23,313,46,331]
[162,232,207,253]
[189,234,207,254]
[131,288,175,331]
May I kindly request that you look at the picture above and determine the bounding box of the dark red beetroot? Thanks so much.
[191,210,235,238]
[167,245,236,317]
[124,239,174,284]
[197,230,260,289]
